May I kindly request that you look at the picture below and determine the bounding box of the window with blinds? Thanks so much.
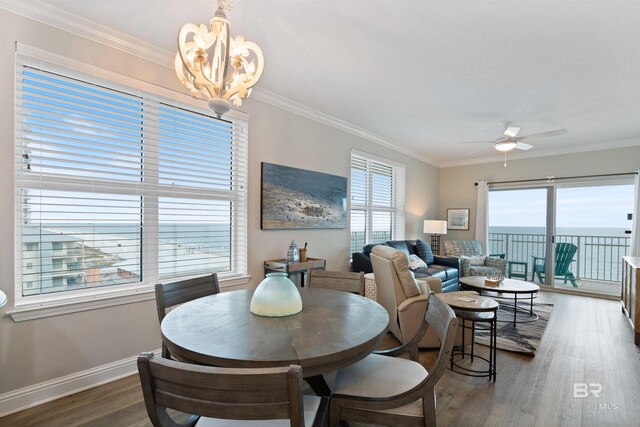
[14,54,248,303]
[350,150,406,254]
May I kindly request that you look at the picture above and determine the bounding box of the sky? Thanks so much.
[489,184,634,229]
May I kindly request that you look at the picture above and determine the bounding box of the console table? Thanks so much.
[264,258,326,286]
[621,256,640,344]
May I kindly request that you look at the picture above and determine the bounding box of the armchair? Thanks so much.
[371,245,468,349]
[444,240,508,277]
[531,242,578,287]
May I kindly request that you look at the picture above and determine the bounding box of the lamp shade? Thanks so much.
[424,220,447,235]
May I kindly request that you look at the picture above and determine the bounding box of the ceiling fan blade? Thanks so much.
[518,129,567,141]
[458,140,494,144]
[515,142,533,151]
[504,126,520,138]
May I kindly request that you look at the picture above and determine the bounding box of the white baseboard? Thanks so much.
[0,349,161,417]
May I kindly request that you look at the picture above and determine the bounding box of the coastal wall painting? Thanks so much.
[447,208,470,230]
[261,162,347,230]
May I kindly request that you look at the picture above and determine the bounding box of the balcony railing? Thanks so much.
[489,232,630,283]
[350,231,391,254]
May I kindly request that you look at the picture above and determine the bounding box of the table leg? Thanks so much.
[461,318,466,359]
[492,315,497,382]
[305,375,331,397]
[530,292,534,315]
[471,321,475,363]
[513,293,518,326]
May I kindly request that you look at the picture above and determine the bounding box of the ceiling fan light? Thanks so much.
[495,141,517,152]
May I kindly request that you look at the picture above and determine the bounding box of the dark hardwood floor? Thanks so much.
[1,292,639,427]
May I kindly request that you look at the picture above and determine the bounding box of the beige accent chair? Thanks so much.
[329,291,458,427]
[371,245,468,348]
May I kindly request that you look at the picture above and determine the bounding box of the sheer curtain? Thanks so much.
[475,181,489,252]
[631,171,640,257]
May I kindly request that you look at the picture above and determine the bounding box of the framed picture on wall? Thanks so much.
[261,162,347,230]
[447,208,470,230]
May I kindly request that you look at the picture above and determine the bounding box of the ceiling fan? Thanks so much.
[459,125,568,154]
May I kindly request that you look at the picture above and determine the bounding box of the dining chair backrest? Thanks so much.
[424,294,459,387]
[306,270,365,295]
[137,352,308,427]
[155,273,219,323]
[155,273,219,359]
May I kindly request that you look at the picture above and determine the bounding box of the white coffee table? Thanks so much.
[459,276,540,326]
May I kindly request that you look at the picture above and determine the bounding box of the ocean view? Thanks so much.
[489,226,630,237]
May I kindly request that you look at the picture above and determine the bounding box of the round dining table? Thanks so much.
[161,287,389,394]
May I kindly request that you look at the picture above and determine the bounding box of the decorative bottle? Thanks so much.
[286,240,300,263]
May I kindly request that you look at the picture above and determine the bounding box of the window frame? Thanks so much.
[350,149,406,254]
[10,44,249,321]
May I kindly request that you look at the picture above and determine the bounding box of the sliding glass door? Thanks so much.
[489,187,553,287]
[489,181,634,296]
[555,183,633,296]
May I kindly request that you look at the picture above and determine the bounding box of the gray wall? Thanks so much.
[439,146,640,241]
[0,10,438,398]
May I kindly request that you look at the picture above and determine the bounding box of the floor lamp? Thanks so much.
[424,220,447,255]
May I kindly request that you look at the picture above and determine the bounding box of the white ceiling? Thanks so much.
[3,0,640,166]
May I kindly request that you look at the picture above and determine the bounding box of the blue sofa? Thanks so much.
[351,239,460,292]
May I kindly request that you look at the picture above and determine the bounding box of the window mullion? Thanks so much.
[366,160,373,243]
[142,99,159,285]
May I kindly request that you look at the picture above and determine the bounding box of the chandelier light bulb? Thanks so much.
[175,0,264,117]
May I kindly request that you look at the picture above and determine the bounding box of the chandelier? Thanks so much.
[175,0,264,117]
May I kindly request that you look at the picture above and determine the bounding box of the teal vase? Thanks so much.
[250,272,303,317]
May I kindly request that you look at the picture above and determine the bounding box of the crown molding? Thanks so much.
[439,137,640,169]
[1,1,438,167]
[0,0,173,67]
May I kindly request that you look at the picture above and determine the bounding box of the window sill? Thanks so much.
[7,275,251,322]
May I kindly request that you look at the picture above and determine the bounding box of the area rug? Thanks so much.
[475,302,553,355]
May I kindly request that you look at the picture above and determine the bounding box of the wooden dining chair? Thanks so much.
[329,292,459,427]
[155,273,219,358]
[137,352,328,427]
[306,270,365,296]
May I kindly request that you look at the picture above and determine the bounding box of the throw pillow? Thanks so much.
[408,254,427,270]
[371,245,422,298]
[415,239,434,265]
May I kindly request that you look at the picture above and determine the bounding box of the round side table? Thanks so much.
[437,291,498,382]
[363,273,377,301]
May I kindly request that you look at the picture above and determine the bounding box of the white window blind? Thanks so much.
[14,53,248,306]
[350,150,405,254]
